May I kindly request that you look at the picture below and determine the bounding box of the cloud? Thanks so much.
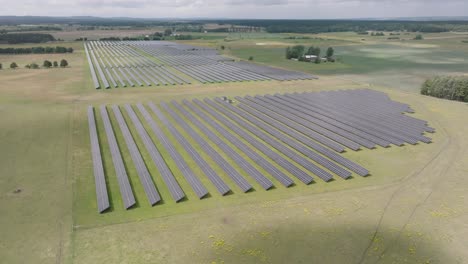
[75,0,294,9]
[0,0,467,18]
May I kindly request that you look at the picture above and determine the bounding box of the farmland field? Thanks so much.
[1,30,468,264]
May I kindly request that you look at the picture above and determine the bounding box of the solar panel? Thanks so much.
[135,103,209,199]
[237,101,368,178]
[236,96,375,149]
[210,98,317,184]
[202,99,297,187]
[191,99,281,189]
[100,105,136,209]
[148,102,231,195]
[123,104,185,202]
[184,99,274,190]
[87,106,110,213]
[111,105,161,206]
[253,95,391,148]
[169,101,253,192]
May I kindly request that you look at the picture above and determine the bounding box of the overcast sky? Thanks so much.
[1,0,467,19]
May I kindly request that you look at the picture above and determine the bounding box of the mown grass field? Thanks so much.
[1,31,468,264]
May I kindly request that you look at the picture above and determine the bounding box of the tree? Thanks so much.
[25,64,31,69]
[307,46,320,56]
[53,61,58,67]
[67,47,73,53]
[10,62,18,69]
[30,63,39,69]
[220,45,225,50]
[164,28,173,36]
[326,47,334,58]
[286,45,305,59]
[0,63,2,70]
[60,59,68,67]
[414,34,424,40]
[314,57,321,64]
[248,56,254,61]
[43,60,52,68]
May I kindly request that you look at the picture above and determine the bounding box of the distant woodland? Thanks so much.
[1,16,468,34]
[211,20,468,33]
[0,33,56,44]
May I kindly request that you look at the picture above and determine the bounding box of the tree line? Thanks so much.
[0,26,62,34]
[0,33,56,44]
[421,76,468,102]
[0,46,73,54]
[1,59,69,70]
[211,20,468,34]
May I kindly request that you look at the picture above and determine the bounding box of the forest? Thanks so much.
[421,76,468,102]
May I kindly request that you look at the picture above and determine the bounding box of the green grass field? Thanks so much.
[1,31,468,264]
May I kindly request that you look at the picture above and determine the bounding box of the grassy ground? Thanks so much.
[1,32,468,264]
[218,31,468,92]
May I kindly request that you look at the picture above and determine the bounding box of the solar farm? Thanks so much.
[88,89,433,213]
[85,41,316,89]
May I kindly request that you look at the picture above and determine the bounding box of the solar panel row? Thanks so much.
[296,91,433,139]
[184,100,274,190]
[100,106,136,209]
[148,102,231,195]
[237,96,376,150]
[254,95,391,148]
[87,106,110,213]
[136,103,209,199]
[231,101,353,179]
[84,44,100,89]
[202,99,295,187]
[169,101,253,192]
[124,104,186,202]
[209,98,315,184]
[193,99,292,188]
[111,105,161,206]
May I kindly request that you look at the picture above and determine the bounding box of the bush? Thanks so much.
[414,34,424,40]
[53,61,58,67]
[30,63,39,69]
[10,62,18,69]
[60,59,68,67]
[0,63,2,69]
[421,76,468,102]
[43,60,52,68]
[248,56,254,61]
[99,37,121,41]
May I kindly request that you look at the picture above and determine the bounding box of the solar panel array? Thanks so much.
[84,40,316,89]
[87,89,433,213]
